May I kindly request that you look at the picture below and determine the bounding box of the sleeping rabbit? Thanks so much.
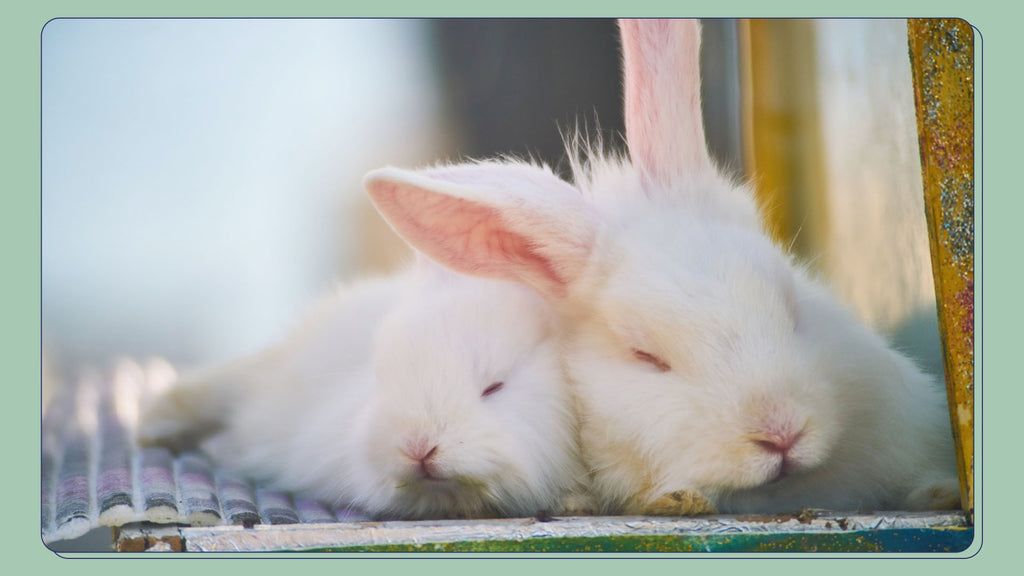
[137,256,587,519]
[362,19,961,516]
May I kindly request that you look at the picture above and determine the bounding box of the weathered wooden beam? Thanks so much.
[177,512,972,553]
[907,18,976,520]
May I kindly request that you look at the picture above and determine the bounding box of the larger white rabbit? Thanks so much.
[137,256,586,519]
[363,19,961,515]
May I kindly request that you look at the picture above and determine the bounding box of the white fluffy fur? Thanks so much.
[363,19,960,515]
[137,261,585,520]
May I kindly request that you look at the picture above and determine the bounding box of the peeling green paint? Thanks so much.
[279,528,974,554]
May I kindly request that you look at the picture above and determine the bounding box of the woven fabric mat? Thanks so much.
[41,358,372,545]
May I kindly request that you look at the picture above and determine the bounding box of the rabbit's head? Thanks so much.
[346,263,582,519]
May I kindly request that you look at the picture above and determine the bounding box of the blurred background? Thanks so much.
[41,17,943,408]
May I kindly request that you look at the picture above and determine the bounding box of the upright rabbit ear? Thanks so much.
[620,18,712,184]
[364,163,600,301]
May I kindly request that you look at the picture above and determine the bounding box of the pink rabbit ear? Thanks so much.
[620,18,712,183]
[364,163,599,301]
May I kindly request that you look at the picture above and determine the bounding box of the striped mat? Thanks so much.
[41,358,372,545]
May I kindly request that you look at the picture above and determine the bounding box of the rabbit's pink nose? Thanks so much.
[753,430,802,456]
[405,442,441,479]
[418,445,438,464]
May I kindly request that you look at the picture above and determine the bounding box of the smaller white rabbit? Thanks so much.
[138,256,586,520]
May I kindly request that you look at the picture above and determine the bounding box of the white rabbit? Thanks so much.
[137,256,587,520]
[363,19,961,516]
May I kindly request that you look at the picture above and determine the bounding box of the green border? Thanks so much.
[5,0,1011,572]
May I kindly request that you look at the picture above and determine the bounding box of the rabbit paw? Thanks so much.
[135,397,219,452]
[904,478,963,511]
[135,416,206,453]
[641,490,717,516]
[557,490,599,517]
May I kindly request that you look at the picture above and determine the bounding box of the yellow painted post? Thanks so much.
[906,19,975,520]
[738,19,828,262]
